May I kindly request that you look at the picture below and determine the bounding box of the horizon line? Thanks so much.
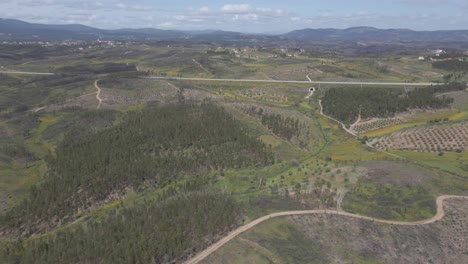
[2,18,468,34]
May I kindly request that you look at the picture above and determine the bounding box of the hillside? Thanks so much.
[203,198,468,264]
[0,40,467,264]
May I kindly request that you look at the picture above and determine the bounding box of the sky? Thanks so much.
[1,0,468,33]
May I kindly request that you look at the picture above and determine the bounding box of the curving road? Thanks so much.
[184,195,467,264]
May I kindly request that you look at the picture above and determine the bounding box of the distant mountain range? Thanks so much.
[0,18,251,42]
[284,27,468,42]
[2,18,468,44]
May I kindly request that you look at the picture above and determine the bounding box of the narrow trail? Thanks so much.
[318,99,403,159]
[185,195,467,264]
[318,100,357,136]
[94,80,103,109]
[348,112,361,133]
[335,189,346,211]
[305,87,315,99]
[305,74,316,99]
[192,58,211,74]
[164,81,182,92]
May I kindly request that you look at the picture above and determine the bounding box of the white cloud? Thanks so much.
[221,4,252,13]
[174,15,204,23]
[197,6,211,14]
[115,3,154,12]
[220,4,288,16]
[232,13,258,21]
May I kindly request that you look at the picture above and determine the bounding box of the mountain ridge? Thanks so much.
[2,18,468,43]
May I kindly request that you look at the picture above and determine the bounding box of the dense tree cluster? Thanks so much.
[261,114,303,141]
[246,106,304,141]
[1,190,242,264]
[321,83,462,124]
[432,60,468,72]
[1,103,273,231]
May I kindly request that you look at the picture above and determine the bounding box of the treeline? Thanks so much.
[321,83,463,124]
[1,190,242,264]
[246,106,304,141]
[433,60,468,72]
[1,103,273,232]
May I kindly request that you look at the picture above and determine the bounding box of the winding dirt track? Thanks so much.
[94,80,103,109]
[184,195,467,264]
[318,100,357,136]
[318,99,403,159]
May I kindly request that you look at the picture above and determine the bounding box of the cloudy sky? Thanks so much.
[1,0,468,33]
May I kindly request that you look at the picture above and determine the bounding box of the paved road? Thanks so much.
[144,76,440,86]
[184,195,467,264]
[0,70,55,75]
[0,69,443,86]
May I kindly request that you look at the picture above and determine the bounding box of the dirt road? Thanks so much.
[318,99,403,159]
[185,195,467,264]
[192,58,211,74]
[94,80,103,109]
[318,100,357,136]
[305,88,315,99]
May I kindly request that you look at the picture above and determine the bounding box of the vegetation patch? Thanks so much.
[1,190,242,264]
[1,103,273,234]
[433,60,468,72]
[321,83,465,124]
[342,160,467,221]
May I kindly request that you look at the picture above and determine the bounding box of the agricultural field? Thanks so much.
[352,117,403,134]
[0,43,452,83]
[368,121,467,153]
